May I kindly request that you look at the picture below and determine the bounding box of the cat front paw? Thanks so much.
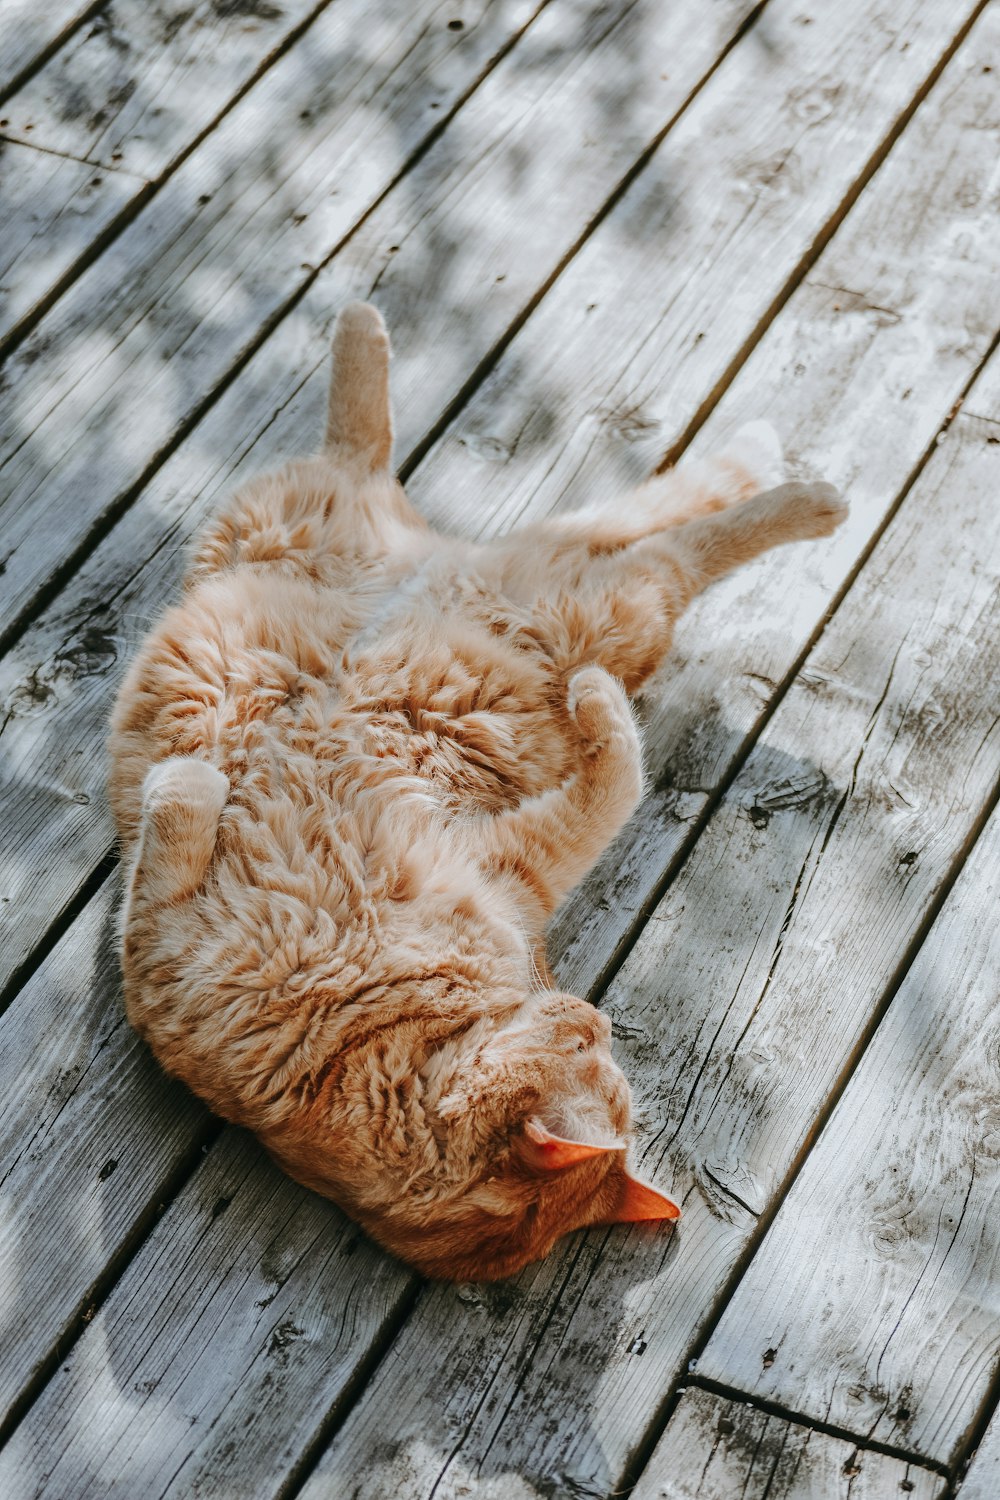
[567,666,638,752]
[143,757,229,814]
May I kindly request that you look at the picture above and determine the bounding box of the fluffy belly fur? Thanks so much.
[109,302,846,1280]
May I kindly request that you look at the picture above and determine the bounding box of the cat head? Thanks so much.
[344,992,681,1281]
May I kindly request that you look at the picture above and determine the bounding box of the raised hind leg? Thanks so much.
[649,477,846,590]
[506,420,784,565]
[189,302,427,586]
[508,478,847,693]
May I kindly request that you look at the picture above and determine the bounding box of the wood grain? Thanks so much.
[0,136,137,347]
[699,802,1000,1465]
[1,0,994,1021]
[2,0,992,1003]
[0,0,759,1452]
[0,0,331,349]
[0,1128,414,1500]
[631,1388,945,1500]
[0,0,772,992]
[0,0,979,642]
[0,0,543,634]
[412,0,987,539]
[0,2,98,101]
[0,879,207,1430]
[298,281,1000,1500]
[2,0,328,178]
[0,3,994,1491]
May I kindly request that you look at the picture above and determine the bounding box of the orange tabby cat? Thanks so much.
[109,303,846,1280]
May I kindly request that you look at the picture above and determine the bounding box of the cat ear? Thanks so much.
[324,301,393,470]
[606,1170,681,1223]
[519,1118,620,1172]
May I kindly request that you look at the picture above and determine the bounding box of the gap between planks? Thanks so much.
[1,0,991,1019]
[0,0,749,660]
[0,2,106,107]
[575,313,1000,1012]
[614,771,1000,1497]
[8,0,982,656]
[0,1112,225,1452]
[7,0,978,663]
[680,1373,950,1480]
[1,2,995,1452]
[0,0,343,359]
[630,1386,948,1500]
[1,0,995,1476]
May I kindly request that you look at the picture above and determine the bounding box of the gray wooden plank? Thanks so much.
[0,0,769,992]
[959,1406,1000,1500]
[0,0,545,632]
[296,272,1000,1498]
[0,878,207,1430]
[631,1388,945,1500]
[411,0,989,540]
[0,0,332,348]
[0,0,978,647]
[1,0,329,178]
[0,1128,413,1500]
[0,137,137,347]
[698,802,1000,1465]
[2,0,991,1006]
[0,5,995,1482]
[0,3,98,102]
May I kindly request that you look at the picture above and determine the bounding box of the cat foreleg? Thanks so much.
[126,758,229,912]
[477,667,643,921]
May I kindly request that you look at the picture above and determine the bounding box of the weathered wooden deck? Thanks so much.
[1,1,998,1495]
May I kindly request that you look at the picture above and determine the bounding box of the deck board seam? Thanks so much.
[0,2,107,110]
[0,0,762,651]
[2,131,998,1492]
[0,1115,224,1452]
[2,4,998,1484]
[0,0,340,363]
[679,1374,952,1480]
[619,767,1000,1495]
[395,0,774,488]
[575,310,1000,1014]
[653,0,995,476]
[0,0,559,660]
[0,846,116,1023]
[272,1278,424,1500]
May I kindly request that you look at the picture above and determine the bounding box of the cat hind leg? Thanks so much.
[662,477,847,591]
[633,418,786,530]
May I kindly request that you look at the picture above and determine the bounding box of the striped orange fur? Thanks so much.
[109,303,846,1280]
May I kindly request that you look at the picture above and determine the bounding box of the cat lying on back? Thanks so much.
[109,302,846,1280]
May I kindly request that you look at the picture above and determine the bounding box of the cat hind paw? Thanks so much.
[756,479,848,540]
